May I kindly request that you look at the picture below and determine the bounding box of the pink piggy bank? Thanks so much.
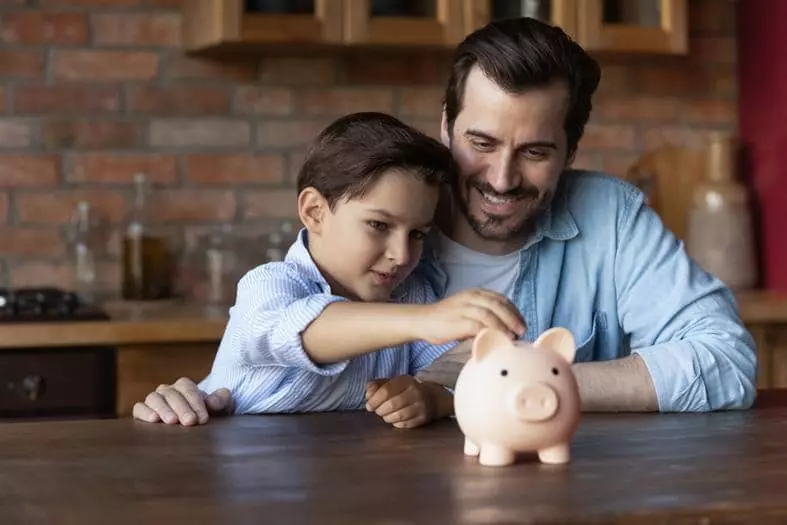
[453,326,580,467]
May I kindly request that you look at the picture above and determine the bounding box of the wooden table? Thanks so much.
[3,406,787,524]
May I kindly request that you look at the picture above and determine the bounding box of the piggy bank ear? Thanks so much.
[534,327,576,364]
[471,328,512,361]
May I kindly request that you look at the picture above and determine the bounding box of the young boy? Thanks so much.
[134,112,525,429]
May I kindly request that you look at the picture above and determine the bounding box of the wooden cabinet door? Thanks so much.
[343,0,465,47]
[464,0,578,41]
[115,344,218,416]
[184,0,343,53]
[577,0,687,54]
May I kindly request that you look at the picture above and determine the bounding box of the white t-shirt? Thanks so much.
[432,230,520,300]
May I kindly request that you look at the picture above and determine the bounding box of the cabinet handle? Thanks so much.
[22,375,46,402]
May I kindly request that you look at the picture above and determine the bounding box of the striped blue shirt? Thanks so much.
[198,229,456,414]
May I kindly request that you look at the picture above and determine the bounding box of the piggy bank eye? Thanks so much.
[500,369,508,377]
[551,368,559,375]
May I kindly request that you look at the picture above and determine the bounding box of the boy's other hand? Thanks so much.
[416,288,526,344]
[365,375,448,429]
[132,377,232,426]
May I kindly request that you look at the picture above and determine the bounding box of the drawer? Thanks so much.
[0,347,116,419]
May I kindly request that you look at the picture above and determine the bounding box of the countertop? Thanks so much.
[0,299,229,349]
[0,291,785,350]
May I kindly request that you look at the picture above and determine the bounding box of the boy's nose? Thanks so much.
[386,240,410,267]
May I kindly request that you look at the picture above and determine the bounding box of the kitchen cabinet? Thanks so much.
[182,0,463,52]
[343,0,465,47]
[183,0,688,55]
[577,0,687,54]
[464,0,578,43]
[182,0,343,52]
[115,343,217,416]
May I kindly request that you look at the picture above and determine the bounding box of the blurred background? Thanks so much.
[0,0,784,420]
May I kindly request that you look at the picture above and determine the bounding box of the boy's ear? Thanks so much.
[297,187,329,234]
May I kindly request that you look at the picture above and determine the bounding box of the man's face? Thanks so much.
[441,66,572,254]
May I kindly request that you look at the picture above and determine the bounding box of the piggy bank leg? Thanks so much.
[478,444,516,467]
[464,437,480,456]
[537,443,570,465]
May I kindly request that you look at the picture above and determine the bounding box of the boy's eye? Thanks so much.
[367,220,388,232]
[410,230,427,241]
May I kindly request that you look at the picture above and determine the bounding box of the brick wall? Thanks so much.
[0,0,737,292]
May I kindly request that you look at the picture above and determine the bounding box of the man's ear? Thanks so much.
[297,187,329,234]
[440,107,450,148]
[566,147,576,168]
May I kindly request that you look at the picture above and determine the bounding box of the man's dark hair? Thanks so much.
[297,112,456,209]
[443,17,601,156]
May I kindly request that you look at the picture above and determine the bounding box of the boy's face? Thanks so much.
[314,169,439,302]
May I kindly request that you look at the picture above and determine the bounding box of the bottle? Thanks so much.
[68,201,98,303]
[121,173,172,300]
[685,134,758,291]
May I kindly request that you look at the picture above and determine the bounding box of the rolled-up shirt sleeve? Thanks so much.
[614,193,757,412]
[397,269,457,375]
[225,262,349,375]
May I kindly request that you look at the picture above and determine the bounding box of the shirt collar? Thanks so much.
[530,172,579,244]
[285,228,331,289]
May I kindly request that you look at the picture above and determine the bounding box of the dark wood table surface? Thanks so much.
[3,403,787,524]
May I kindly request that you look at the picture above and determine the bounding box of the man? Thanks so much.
[134,17,756,426]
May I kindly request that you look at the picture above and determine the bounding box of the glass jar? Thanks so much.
[121,173,175,300]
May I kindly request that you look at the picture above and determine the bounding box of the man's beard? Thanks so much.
[451,174,553,242]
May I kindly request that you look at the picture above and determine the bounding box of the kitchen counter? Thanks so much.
[0,300,229,350]
[0,292,785,351]
[0,293,786,417]
[736,290,787,324]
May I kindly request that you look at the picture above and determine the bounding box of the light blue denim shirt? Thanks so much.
[198,230,456,414]
[419,169,758,412]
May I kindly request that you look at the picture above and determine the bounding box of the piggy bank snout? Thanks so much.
[509,382,559,422]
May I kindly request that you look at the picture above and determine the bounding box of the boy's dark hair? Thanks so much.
[297,112,456,209]
[443,17,601,156]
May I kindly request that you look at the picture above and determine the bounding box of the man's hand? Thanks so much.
[132,377,233,426]
[365,375,453,429]
[416,288,526,344]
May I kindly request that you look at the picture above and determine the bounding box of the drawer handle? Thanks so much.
[22,375,46,402]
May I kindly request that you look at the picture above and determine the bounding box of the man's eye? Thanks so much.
[368,221,388,232]
[472,140,493,152]
[525,149,548,160]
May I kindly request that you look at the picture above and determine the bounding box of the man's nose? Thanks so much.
[486,153,520,193]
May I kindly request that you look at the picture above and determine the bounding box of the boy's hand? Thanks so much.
[365,376,452,429]
[132,377,232,426]
[416,288,526,344]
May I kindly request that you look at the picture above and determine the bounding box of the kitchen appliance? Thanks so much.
[0,287,115,420]
[0,287,110,322]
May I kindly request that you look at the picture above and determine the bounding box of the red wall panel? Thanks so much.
[738,0,787,291]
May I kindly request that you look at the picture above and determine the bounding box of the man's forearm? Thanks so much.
[302,302,424,365]
[572,354,659,412]
[415,343,660,412]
